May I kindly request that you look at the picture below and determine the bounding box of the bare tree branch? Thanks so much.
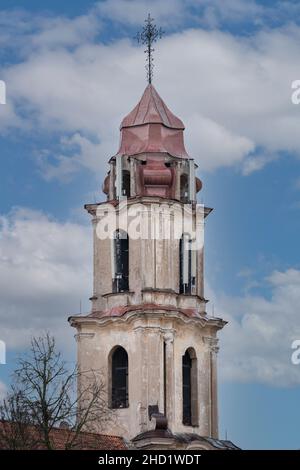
[0,333,112,450]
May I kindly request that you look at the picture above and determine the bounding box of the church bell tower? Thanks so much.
[69,15,230,450]
[69,83,227,446]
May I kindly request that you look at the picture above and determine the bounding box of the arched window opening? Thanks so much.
[182,348,198,426]
[122,170,131,197]
[180,174,189,203]
[111,346,128,409]
[179,234,196,295]
[112,229,129,293]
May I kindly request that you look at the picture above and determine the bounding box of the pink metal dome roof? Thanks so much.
[117,84,189,158]
[120,84,185,130]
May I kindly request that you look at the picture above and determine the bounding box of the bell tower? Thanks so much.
[69,83,227,445]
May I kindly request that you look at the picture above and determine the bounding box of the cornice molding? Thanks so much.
[74,332,95,342]
[69,309,226,332]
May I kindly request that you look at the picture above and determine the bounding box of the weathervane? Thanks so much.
[135,14,164,84]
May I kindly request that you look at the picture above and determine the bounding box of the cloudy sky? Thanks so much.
[0,0,300,449]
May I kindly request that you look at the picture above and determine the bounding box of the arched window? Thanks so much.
[179,234,196,294]
[112,229,129,293]
[180,174,189,203]
[111,346,129,409]
[182,348,198,426]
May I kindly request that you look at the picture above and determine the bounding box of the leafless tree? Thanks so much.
[0,333,111,449]
[0,390,37,449]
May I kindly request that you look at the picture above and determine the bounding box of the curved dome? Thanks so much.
[118,85,189,158]
[121,84,185,130]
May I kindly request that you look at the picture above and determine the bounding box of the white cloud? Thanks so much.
[0,8,100,55]
[242,153,276,175]
[29,14,100,50]
[0,2,299,181]
[185,114,254,171]
[0,100,24,131]
[198,0,264,28]
[96,0,266,29]
[96,0,300,30]
[37,133,113,182]
[0,18,299,178]
[0,208,92,351]
[210,268,300,386]
[96,0,186,27]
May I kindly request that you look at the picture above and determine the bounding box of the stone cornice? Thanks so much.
[74,332,95,342]
[69,309,226,332]
[84,198,212,218]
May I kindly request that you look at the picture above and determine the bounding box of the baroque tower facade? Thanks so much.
[69,84,228,449]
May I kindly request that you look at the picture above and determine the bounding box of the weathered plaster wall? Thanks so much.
[74,312,220,440]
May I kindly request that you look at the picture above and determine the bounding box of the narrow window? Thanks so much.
[111,346,128,408]
[115,154,123,199]
[179,234,196,294]
[182,348,198,426]
[182,350,192,425]
[180,174,189,203]
[122,170,131,197]
[113,230,129,293]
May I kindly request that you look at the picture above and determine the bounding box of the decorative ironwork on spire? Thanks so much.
[135,14,164,84]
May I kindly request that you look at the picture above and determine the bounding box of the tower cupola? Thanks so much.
[103,84,202,201]
[118,84,188,158]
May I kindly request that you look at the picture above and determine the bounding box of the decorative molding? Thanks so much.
[133,326,175,336]
[102,291,134,298]
[142,287,177,294]
[69,310,226,331]
[163,331,175,344]
[74,332,95,342]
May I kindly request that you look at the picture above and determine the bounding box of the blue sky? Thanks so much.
[0,0,300,449]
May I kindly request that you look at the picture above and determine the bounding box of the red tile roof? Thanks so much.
[0,421,127,450]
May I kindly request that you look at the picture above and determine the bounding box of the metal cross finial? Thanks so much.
[135,14,164,84]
